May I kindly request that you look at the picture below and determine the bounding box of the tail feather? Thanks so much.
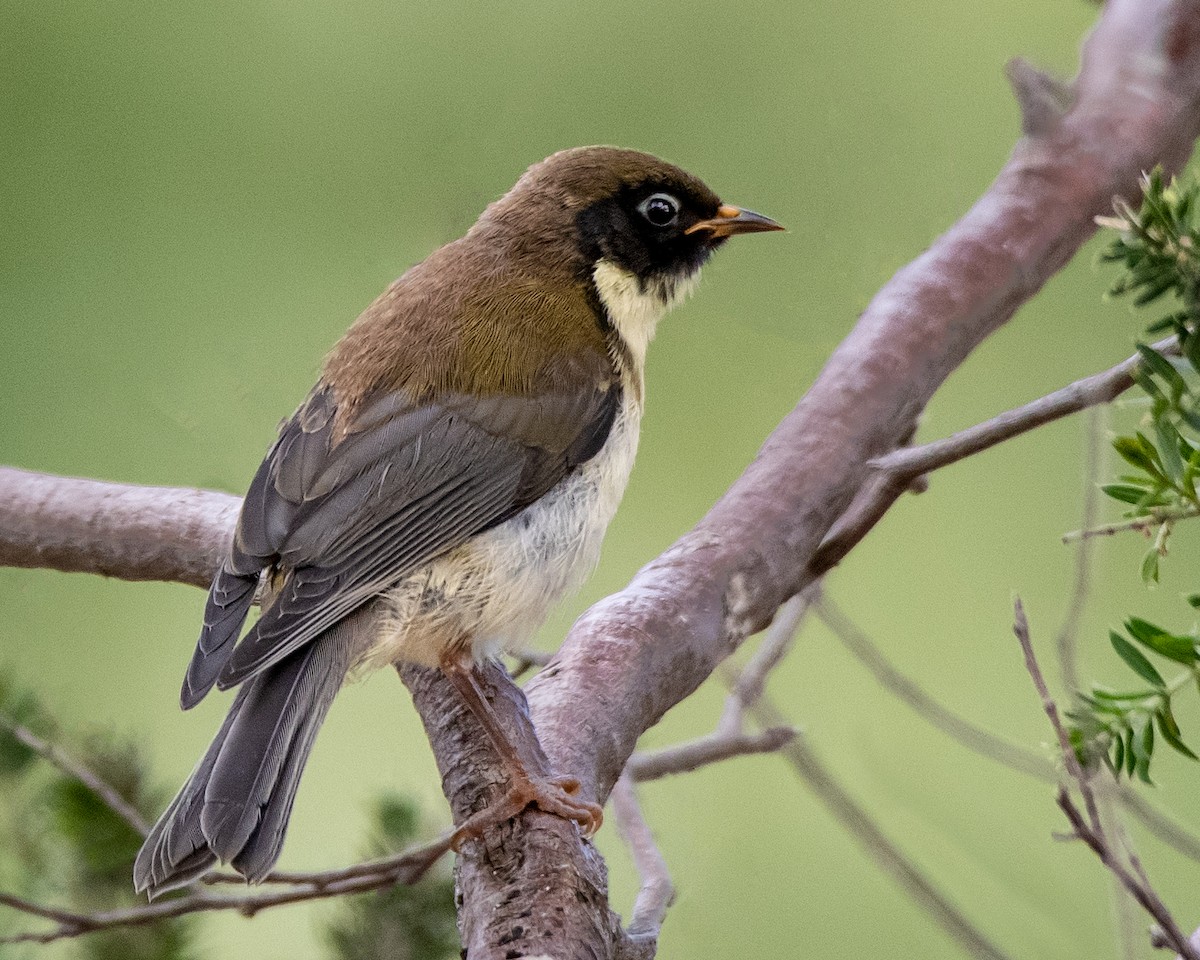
[135,611,366,899]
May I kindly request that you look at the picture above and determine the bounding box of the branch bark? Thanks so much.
[3,1,1200,955]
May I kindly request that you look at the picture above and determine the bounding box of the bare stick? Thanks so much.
[1062,511,1194,543]
[507,648,552,680]
[813,338,1176,578]
[1012,598,1102,837]
[0,712,150,837]
[1117,792,1200,865]
[1056,406,1104,690]
[817,596,1200,864]
[0,893,94,930]
[745,693,1014,960]
[816,596,1054,782]
[611,775,674,946]
[1058,791,1200,960]
[872,338,1174,480]
[733,589,815,708]
[0,832,453,945]
[1013,601,1200,959]
[627,727,795,782]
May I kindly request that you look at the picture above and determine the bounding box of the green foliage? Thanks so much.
[1070,172,1200,781]
[1067,619,1200,781]
[0,672,198,960]
[1,674,457,959]
[1095,170,1200,583]
[322,793,459,960]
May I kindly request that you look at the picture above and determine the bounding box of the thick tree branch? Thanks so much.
[3,2,1200,955]
[0,467,237,589]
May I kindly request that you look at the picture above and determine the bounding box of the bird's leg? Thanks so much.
[439,651,603,850]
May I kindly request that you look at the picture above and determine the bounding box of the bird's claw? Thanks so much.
[449,773,603,851]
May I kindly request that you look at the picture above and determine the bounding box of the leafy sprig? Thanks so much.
[1096,171,1200,581]
[1067,172,1200,780]
[1068,614,1200,781]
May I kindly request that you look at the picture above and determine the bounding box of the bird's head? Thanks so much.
[472,146,783,362]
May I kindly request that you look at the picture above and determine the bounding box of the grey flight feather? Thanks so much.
[134,606,369,898]
[181,380,619,704]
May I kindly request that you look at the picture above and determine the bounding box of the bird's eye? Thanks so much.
[638,193,680,228]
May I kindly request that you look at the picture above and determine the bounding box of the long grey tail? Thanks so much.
[133,621,360,899]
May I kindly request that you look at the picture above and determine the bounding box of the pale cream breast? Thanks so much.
[366,392,642,668]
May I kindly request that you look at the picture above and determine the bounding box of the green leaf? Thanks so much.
[1157,703,1198,760]
[1155,418,1186,486]
[1141,547,1161,585]
[1129,713,1154,784]
[1139,722,1155,784]
[1184,329,1200,371]
[1090,686,1157,703]
[1110,631,1166,686]
[1113,434,1160,474]
[1138,343,1189,399]
[1102,482,1155,505]
[1149,312,1191,336]
[1134,276,1179,307]
[1186,593,1200,608]
[1179,404,1200,432]
[1111,732,1125,773]
[1132,367,1167,404]
[1125,616,1199,664]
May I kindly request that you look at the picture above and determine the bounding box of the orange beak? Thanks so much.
[684,204,785,238]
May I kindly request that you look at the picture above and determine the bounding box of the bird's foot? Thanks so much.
[449,773,603,851]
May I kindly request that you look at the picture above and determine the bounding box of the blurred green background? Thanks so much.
[4,1,1200,957]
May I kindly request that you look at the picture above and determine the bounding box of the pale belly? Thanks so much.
[363,396,642,669]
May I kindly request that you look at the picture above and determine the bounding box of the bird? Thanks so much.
[133,146,783,898]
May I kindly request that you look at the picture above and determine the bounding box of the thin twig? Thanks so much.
[0,893,94,929]
[1012,598,1102,836]
[507,648,552,680]
[0,832,453,945]
[1057,791,1200,960]
[1117,791,1200,864]
[611,775,674,942]
[734,589,816,708]
[1062,511,1193,543]
[1056,406,1104,690]
[626,596,803,779]
[811,339,1177,579]
[874,338,1176,479]
[704,596,1013,960]
[1014,603,1200,960]
[0,712,150,837]
[627,728,795,782]
[816,597,1053,781]
[817,595,1200,864]
[745,693,1014,960]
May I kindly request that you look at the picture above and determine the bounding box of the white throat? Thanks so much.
[592,259,700,374]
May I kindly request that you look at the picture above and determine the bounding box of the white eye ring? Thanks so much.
[638,193,680,227]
